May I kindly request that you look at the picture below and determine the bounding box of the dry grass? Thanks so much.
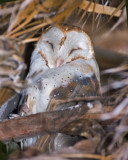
[0,0,127,160]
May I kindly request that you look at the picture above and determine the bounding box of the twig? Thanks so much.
[56,96,104,105]
[59,153,112,160]
[80,0,122,17]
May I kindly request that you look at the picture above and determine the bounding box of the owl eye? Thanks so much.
[69,48,82,55]
[45,41,54,51]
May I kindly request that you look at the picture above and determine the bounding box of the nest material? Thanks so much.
[0,0,127,160]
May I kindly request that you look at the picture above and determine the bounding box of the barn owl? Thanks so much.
[20,25,101,150]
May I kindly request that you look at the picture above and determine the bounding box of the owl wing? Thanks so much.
[46,58,101,111]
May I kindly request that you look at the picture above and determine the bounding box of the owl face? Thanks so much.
[35,26,94,68]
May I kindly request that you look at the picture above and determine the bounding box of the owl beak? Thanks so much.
[55,56,64,67]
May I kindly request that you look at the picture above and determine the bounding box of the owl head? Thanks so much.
[28,25,95,78]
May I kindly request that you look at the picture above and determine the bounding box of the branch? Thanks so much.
[0,104,123,142]
[0,105,89,142]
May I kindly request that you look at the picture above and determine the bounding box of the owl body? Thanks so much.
[23,58,100,114]
[20,25,101,150]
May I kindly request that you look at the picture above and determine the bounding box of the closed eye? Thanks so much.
[69,48,82,55]
[45,41,54,51]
